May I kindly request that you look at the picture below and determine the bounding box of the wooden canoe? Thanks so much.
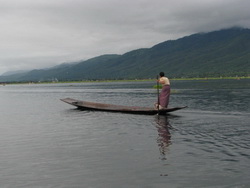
[61,98,187,115]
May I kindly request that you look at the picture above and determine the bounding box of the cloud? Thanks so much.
[0,0,250,74]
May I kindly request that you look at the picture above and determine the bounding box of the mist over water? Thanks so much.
[0,79,249,188]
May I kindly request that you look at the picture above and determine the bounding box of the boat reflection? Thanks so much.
[155,115,172,160]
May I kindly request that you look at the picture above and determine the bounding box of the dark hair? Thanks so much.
[159,72,165,77]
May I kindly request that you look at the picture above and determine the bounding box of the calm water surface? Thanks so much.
[0,79,249,188]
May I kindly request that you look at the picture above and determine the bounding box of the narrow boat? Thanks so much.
[61,98,187,115]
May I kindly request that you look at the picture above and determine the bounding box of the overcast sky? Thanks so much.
[0,0,250,74]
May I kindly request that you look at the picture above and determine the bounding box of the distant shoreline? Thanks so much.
[171,76,250,80]
[1,76,249,85]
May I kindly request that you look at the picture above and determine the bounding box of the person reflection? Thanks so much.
[155,115,171,160]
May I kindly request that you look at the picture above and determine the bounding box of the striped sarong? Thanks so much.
[159,85,170,108]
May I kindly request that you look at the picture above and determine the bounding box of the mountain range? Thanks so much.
[1,27,250,82]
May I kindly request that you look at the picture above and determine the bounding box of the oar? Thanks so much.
[157,75,160,114]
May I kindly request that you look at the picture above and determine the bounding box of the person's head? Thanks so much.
[159,72,165,77]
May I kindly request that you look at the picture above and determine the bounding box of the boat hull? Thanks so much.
[61,98,187,115]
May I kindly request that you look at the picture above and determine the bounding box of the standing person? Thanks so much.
[155,72,171,109]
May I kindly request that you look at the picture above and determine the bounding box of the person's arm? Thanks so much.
[158,78,165,84]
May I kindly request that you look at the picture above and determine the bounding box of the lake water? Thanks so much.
[0,79,249,188]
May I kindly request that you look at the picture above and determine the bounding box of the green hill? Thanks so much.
[1,27,250,82]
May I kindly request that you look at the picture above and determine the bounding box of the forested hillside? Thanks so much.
[1,27,249,82]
